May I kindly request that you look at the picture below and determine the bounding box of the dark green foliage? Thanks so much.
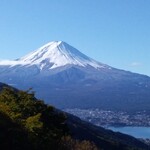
[0,87,68,150]
[0,87,98,150]
[0,111,32,150]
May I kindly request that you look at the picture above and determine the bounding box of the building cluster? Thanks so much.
[64,108,150,127]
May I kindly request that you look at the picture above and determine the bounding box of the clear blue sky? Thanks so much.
[0,0,150,76]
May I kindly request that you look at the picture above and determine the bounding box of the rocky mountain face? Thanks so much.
[0,41,150,111]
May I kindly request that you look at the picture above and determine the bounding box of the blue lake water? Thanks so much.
[108,127,150,139]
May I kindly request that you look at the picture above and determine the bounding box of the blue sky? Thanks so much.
[0,0,150,76]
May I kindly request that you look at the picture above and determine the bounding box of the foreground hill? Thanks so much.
[0,41,150,112]
[0,84,149,150]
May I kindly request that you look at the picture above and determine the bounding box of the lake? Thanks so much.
[108,127,150,139]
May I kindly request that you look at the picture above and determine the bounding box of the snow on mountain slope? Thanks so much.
[0,41,150,112]
[0,41,110,70]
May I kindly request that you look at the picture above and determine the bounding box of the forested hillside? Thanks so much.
[0,86,148,150]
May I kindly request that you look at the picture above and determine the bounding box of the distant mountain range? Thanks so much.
[0,41,150,111]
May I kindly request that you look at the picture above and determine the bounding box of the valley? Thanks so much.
[0,83,148,150]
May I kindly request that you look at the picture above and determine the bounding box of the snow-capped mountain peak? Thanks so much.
[0,41,109,70]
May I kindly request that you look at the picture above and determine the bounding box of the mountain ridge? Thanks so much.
[0,41,150,112]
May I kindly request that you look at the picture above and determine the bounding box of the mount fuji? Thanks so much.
[0,41,108,70]
[0,41,150,111]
